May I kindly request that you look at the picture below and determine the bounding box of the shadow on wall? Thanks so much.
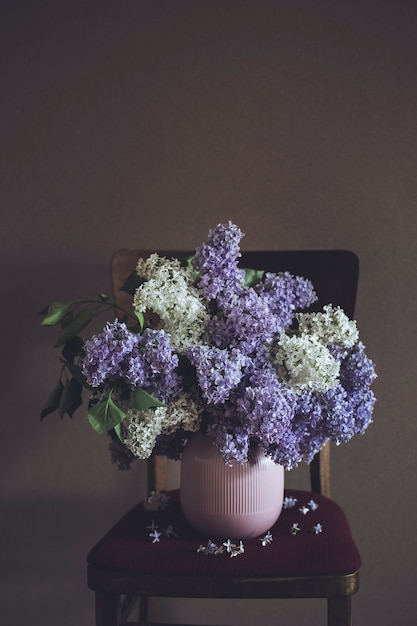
[0,262,120,624]
[1,497,99,626]
[0,261,111,413]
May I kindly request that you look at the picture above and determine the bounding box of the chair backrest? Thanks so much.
[111,249,359,498]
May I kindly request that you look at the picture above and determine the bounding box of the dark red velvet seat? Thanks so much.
[87,249,361,626]
[88,489,360,579]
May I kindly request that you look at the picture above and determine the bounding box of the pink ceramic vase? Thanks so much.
[180,432,284,539]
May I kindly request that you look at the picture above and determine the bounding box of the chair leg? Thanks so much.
[328,596,352,626]
[139,595,150,624]
[121,595,139,622]
[95,591,120,626]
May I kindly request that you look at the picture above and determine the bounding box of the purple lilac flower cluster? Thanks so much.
[187,345,249,405]
[194,224,316,352]
[188,222,328,467]
[256,271,317,331]
[82,321,180,403]
[193,221,246,302]
[77,221,376,470]
[271,341,376,466]
[82,320,142,387]
[206,365,298,465]
[139,329,182,402]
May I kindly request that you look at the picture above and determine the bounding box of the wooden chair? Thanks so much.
[87,249,361,626]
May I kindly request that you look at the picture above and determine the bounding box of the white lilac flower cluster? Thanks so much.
[78,221,376,470]
[133,255,209,352]
[271,303,359,395]
[123,393,202,459]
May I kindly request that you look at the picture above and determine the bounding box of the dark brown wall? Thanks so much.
[1,2,416,624]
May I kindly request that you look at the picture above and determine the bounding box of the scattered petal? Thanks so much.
[144,490,171,511]
[223,539,234,553]
[230,541,245,558]
[149,529,162,543]
[299,506,310,515]
[291,523,301,535]
[308,500,319,511]
[283,496,298,509]
[147,519,158,531]
[163,524,178,538]
[313,523,323,534]
[259,531,273,546]
[197,540,219,555]
[205,540,219,554]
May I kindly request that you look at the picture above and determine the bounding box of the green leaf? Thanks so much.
[61,336,84,362]
[40,301,73,326]
[186,255,200,281]
[130,387,165,411]
[40,380,64,420]
[94,293,111,303]
[134,310,144,330]
[60,360,91,389]
[59,378,83,418]
[87,392,125,434]
[113,422,123,442]
[54,309,95,347]
[243,268,264,287]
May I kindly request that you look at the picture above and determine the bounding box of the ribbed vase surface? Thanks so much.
[180,432,284,539]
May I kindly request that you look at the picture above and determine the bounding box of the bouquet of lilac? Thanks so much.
[40,222,376,470]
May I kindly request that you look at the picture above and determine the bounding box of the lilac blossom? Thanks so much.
[255,271,317,331]
[339,341,377,393]
[269,428,304,470]
[139,328,181,402]
[206,367,297,465]
[64,221,376,468]
[82,320,143,387]
[81,322,180,402]
[289,392,329,464]
[237,368,297,448]
[193,222,246,302]
[210,427,252,466]
[186,345,248,404]
[208,289,281,352]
